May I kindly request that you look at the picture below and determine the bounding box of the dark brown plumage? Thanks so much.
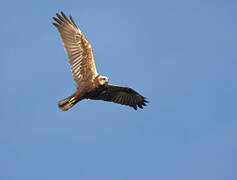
[52,11,148,111]
[86,85,148,110]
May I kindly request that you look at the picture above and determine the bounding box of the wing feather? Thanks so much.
[92,85,148,110]
[52,11,98,87]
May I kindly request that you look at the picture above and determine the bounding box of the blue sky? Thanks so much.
[1,0,236,179]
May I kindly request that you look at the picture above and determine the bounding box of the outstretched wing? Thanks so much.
[52,11,98,87]
[94,85,148,110]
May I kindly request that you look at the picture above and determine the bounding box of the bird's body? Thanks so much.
[52,11,148,111]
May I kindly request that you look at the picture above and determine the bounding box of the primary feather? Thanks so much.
[52,11,98,88]
[53,11,148,111]
[88,85,148,110]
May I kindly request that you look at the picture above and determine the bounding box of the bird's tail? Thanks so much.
[58,93,79,111]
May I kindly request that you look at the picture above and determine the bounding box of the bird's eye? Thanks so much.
[103,78,106,80]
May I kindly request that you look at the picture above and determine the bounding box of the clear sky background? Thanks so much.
[1,0,236,179]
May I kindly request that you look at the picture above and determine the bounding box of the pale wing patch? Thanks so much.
[52,11,98,87]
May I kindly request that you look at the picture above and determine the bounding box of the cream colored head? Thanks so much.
[98,75,109,85]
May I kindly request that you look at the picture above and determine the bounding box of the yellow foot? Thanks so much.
[69,97,76,104]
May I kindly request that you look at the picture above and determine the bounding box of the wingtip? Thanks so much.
[135,97,149,110]
[144,97,149,103]
[69,14,78,28]
[53,11,79,30]
[60,11,66,16]
[52,22,59,28]
[133,105,137,110]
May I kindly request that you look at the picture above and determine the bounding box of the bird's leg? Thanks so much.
[69,96,76,104]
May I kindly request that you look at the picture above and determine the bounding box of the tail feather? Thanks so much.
[58,94,78,111]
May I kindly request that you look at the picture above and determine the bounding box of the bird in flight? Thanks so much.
[52,11,148,111]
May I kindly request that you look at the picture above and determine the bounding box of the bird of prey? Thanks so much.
[52,11,148,111]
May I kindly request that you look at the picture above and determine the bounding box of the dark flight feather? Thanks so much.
[90,85,148,110]
[53,11,148,111]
